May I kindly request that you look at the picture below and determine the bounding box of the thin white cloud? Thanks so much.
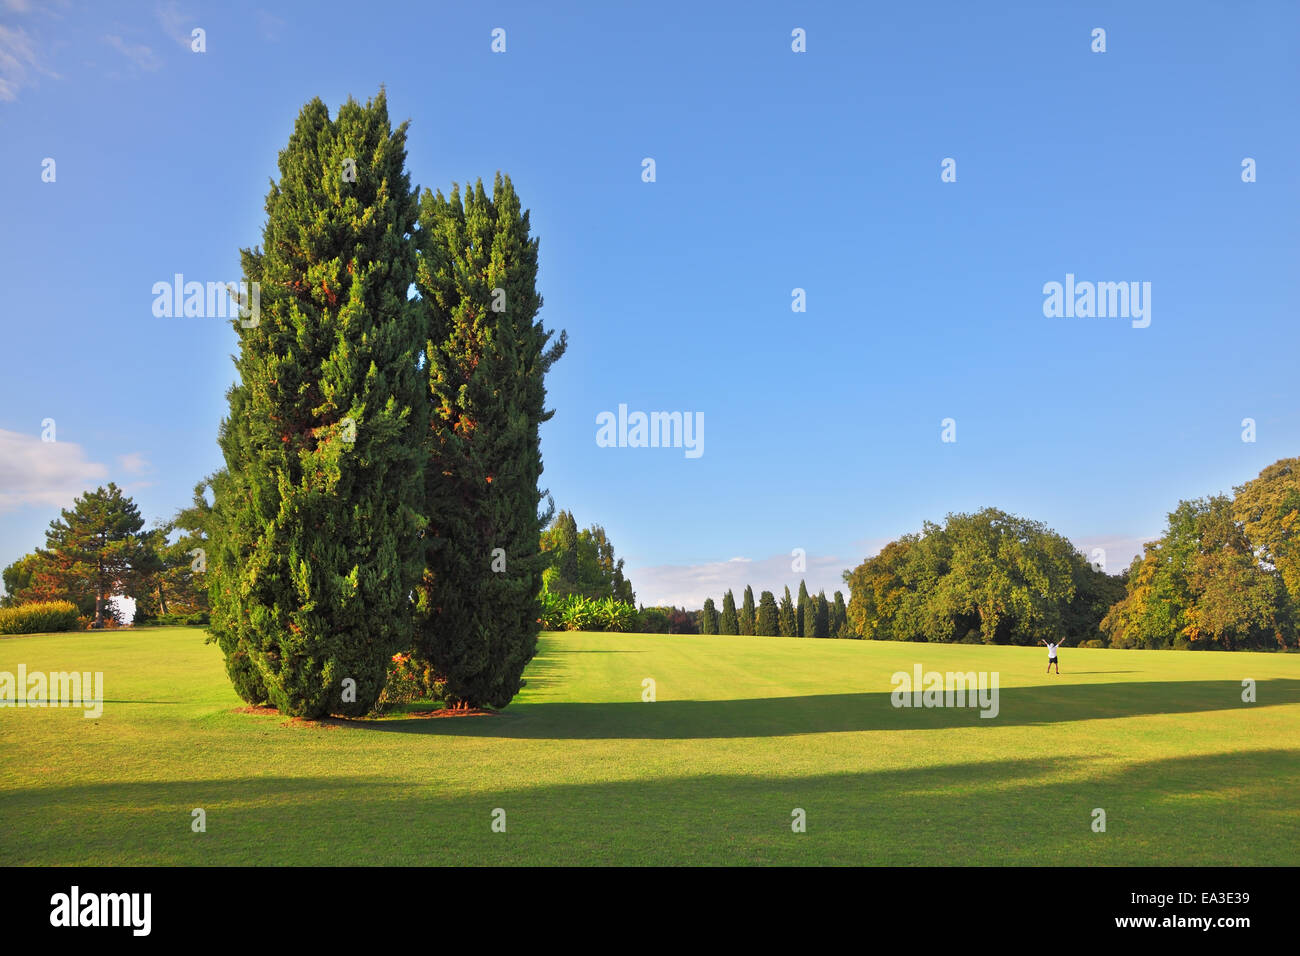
[0,23,57,101]
[0,429,109,513]
[117,452,151,475]
[255,9,285,41]
[848,536,895,561]
[155,1,196,51]
[1071,534,1159,575]
[629,551,850,609]
[3,1,34,14]
[103,34,162,71]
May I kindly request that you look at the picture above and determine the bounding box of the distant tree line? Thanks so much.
[1100,457,1298,650]
[697,581,851,638]
[7,451,1293,655]
[843,508,1122,646]
[842,456,1299,651]
[1,482,211,628]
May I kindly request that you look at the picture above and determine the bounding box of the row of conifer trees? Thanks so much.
[699,582,852,638]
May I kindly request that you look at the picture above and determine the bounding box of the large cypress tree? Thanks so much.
[740,585,756,635]
[756,590,779,636]
[778,586,797,636]
[700,597,718,634]
[797,580,811,637]
[414,173,566,709]
[209,91,426,718]
[814,591,831,638]
[719,589,739,635]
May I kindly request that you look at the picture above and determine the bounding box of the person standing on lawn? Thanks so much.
[1041,638,1064,674]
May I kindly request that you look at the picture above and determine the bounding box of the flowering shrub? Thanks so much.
[371,653,448,715]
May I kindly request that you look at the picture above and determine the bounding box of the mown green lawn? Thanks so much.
[1,627,1297,865]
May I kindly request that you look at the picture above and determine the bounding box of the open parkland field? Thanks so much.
[2,627,1296,867]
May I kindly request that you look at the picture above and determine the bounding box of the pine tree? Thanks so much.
[414,172,566,709]
[778,585,797,636]
[700,597,718,634]
[756,590,779,635]
[134,478,216,622]
[797,580,811,637]
[209,91,426,717]
[38,483,149,627]
[832,590,849,637]
[814,591,830,638]
[740,585,756,635]
[719,589,739,635]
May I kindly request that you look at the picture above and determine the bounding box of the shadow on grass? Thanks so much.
[4,749,1296,865]
[347,679,1300,739]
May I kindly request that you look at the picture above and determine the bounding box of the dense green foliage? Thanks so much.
[831,590,849,638]
[540,510,634,603]
[844,508,1117,645]
[739,585,756,636]
[812,591,830,639]
[133,478,214,624]
[719,589,739,635]
[756,590,779,635]
[2,552,94,618]
[539,592,638,632]
[34,484,149,627]
[208,92,427,717]
[1103,493,1295,650]
[700,597,718,634]
[797,581,811,637]
[778,586,797,636]
[412,172,566,708]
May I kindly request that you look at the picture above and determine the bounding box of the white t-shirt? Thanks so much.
[1046,642,1059,658]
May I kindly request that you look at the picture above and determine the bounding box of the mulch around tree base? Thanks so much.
[231,705,499,725]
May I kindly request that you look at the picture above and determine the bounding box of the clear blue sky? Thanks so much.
[1,0,1297,607]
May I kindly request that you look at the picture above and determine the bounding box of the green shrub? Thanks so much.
[561,596,597,631]
[539,592,638,632]
[0,601,81,635]
[135,611,211,627]
[539,591,565,630]
[1078,638,1105,648]
[638,607,670,633]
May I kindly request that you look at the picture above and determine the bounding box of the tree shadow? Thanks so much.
[347,679,1300,740]
[5,749,1296,865]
